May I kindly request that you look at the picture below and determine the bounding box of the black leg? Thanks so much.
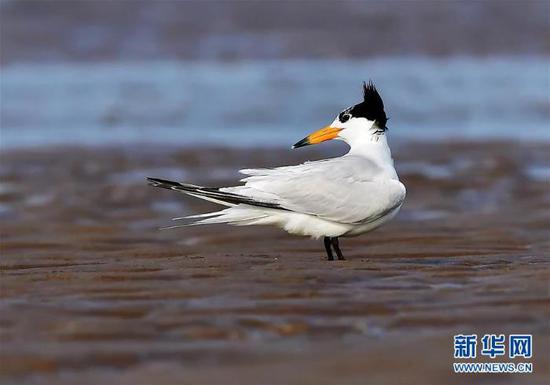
[323,237,334,261]
[331,237,345,260]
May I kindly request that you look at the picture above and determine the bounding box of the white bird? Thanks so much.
[148,81,406,260]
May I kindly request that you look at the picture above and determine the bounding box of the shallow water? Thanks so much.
[0,142,549,384]
[2,57,549,149]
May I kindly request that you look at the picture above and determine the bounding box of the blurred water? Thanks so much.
[1,57,548,148]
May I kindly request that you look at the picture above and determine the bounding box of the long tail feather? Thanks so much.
[147,177,286,210]
[172,212,221,221]
[147,177,287,229]
[164,207,270,228]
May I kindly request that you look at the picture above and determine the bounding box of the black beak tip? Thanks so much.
[292,137,310,149]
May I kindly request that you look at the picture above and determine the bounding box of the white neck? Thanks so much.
[339,124,398,179]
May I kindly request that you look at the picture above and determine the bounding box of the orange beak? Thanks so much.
[292,126,343,149]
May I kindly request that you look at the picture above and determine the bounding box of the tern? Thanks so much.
[148,81,406,260]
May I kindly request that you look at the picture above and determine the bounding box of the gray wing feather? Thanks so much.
[225,156,406,224]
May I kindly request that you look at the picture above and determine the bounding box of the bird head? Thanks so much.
[292,81,388,149]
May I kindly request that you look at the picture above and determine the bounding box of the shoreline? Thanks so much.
[1,141,549,384]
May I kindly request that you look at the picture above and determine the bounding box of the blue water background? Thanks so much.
[1,57,548,149]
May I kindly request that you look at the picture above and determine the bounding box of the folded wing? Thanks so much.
[222,156,406,224]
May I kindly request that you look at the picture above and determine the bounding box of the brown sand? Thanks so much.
[2,1,548,64]
[0,141,549,385]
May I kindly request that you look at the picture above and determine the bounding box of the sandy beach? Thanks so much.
[2,1,549,383]
[0,141,548,384]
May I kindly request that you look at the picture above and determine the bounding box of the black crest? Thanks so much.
[340,80,388,129]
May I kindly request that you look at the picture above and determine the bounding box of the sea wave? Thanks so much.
[1,57,548,148]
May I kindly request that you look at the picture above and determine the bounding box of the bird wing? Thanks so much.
[223,156,406,224]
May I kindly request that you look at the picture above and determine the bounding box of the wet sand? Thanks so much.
[0,141,549,384]
[2,1,548,64]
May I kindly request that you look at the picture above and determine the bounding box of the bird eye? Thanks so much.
[339,112,351,123]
